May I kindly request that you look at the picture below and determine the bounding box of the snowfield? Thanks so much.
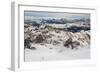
[24,23,90,62]
[25,44,90,62]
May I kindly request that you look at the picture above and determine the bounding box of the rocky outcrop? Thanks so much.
[34,34,45,43]
[64,38,80,49]
[24,24,90,50]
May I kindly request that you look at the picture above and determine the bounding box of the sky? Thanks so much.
[24,11,90,19]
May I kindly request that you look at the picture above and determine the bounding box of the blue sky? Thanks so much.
[24,11,90,19]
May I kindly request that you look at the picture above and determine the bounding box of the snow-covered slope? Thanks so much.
[24,23,90,62]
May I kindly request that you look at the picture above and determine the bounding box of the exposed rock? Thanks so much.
[24,38,31,49]
[71,41,80,49]
[24,23,90,50]
[40,43,45,45]
[64,38,73,48]
[34,34,45,43]
[42,29,49,34]
[53,40,61,45]
[64,38,80,49]
[30,47,36,50]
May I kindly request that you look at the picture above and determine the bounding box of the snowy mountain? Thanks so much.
[24,22,90,61]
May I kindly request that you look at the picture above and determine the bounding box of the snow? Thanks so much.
[45,24,66,29]
[25,44,90,62]
[24,23,90,62]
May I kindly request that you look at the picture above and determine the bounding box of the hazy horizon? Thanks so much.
[24,11,90,20]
